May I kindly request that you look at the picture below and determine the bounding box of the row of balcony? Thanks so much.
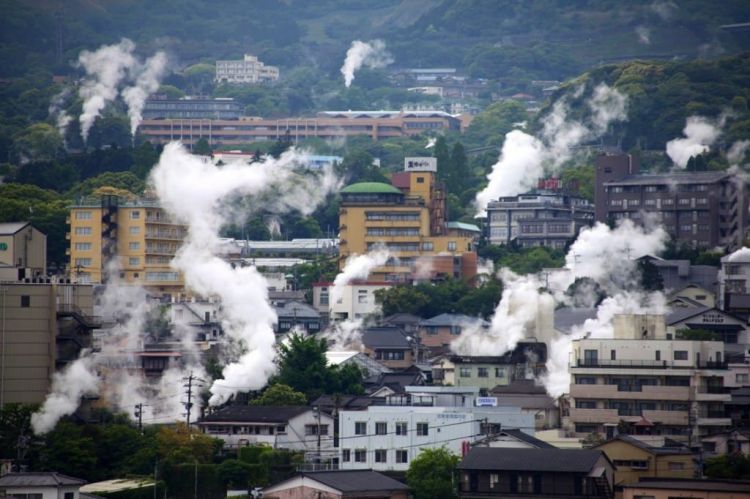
[574,359,728,370]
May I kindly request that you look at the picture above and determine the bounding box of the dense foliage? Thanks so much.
[406,447,459,499]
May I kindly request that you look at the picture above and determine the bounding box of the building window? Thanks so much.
[495,367,506,378]
[610,350,616,360]
[448,241,457,251]
[276,425,286,433]
[655,350,661,361]
[576,376,596,384]
[129,257,140,266]
[75,242,92,251]
[129,242,140,250]
[20,295,30,308]
[375,449,387,462]
[395,422,407,435]
[355,422,366,435]
[75,226,92,235]
[668,461,685,470]
[490,473,500,489]
[674,351,688,361]
[342,449,350,462]
[129,226,141,235]
[416,422,429,436]
[396,450,408,463]
[354,449,366,462]
[357,290,368,304]
[130,210,141,219]
[460,367,472,377]
[416,176,425,184]
[75,210,93,220]
[375,422,387,435]
[75,258,92,267]
[422,242,434,251]
[477,367,489,378]
[737,373,748,384]
[576,400,597,409]
[305,424,328,436]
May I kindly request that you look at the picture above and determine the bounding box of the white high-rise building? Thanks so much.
[215,54,279,84]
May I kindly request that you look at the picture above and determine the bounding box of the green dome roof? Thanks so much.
[340,182,403,195]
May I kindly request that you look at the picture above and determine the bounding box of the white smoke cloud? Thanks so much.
[727,246,750,262]
[635,26,651,45]
[330,247,391,306]
[77,39,137,142]
[121,51,168,136]
[31,355,99,434]
[650,0,678,20]
[727,140,750,166]
[49,88,73,141]
[451,219,669,398]
[75,39,168,142]
[150,143,340,406]
[666,116,723,168]
[323,318,365,350]
[475,83,627,214]
[340,40,393,88]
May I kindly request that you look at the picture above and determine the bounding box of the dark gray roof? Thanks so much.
[311,394,379,412]
[623,478,750,492]
[727,294,750,309]
[490,379,547,395]
[554,308,598,334]
[604,171,730,186]
[274,300,320,319]
[380,313,422,325]
[598,435,692,455]
[362,327,410,349]
[666,306,711,324]
[420,313,489,327]
[0,473,86,487]
[301,470,409,492]
[449,342,547,365]
[458,448,605,473]
[198,405,309,424]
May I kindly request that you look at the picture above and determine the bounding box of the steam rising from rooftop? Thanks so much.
[330,247,391,306]
[475,83,627,214]
[666,116,723,168]
[340,40,393,88]
[150,144,340,406]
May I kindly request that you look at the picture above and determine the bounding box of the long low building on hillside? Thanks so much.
[137,110,463,145]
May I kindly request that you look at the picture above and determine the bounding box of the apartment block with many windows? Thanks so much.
[215,54,279,84]
[68,195,187,297]
[566,313,731,441]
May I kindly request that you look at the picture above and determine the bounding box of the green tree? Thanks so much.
[637,258,664,291]
[131,141,161,178]
[705,453,750,479]
[276,335,332,402]
[406,447,459,499]
[464,100,528,148]
[38,421,98,479]
[217,459,254,489]
[250,383,307,406]
[193,137,212,156]
[447,141,469,197]
[375,285,431,317]
[155,423,223,465]
[433,136,451,181]
[10,123,63,163]
[0,403,36,460]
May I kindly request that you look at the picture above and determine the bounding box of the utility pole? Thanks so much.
[134,403,145,433]
[183,371,204,427]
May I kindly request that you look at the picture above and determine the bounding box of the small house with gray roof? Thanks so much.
[262,470,409,499]
[418,313,489,355]
[0,472,87,499]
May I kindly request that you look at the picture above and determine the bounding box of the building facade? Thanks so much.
[486,188,594,248]
[567,314,731,441]
[215,54,279,84]
[137,111,462,145]
[0,222,46,278]
[595,154,748,250]
[68,195,186,297]
[142,96,242,120]
[339,157,477,283]
[0,281,97,405]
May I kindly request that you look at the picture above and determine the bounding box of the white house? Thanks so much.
[197,405,335,458]
[313,281,392,322]
[0,473,87,499]
[338,386,534,472]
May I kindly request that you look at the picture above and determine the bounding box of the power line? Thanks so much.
[182,371,205,426]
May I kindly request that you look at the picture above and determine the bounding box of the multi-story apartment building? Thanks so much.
[338,386,534,472]
[68,195,186,297]
[137,111,462,146]
[595,153,748,250]
[339,157,478,283]
[486,186,594,248]
[0,279,98,405]
[718,247,750,314]
[142,96,242,120]
[567,313,731,441]
[215,54,279,84]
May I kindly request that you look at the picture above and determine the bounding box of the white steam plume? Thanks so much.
[666,116,723,168]
[122,51,168,136]
[635,26,651,45]
[49,88,73,140]
[150,143,340,406]
[650,0,678,20]
[727,140,750,166]
[475,83,627,214]
[451,219,668,398]
[330,247,391,306]
[340,40,393,88]
[78,39,137,141]
[31,355,99,434]
[323,318,365,350]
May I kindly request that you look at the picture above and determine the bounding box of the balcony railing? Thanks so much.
[576,360,728,370]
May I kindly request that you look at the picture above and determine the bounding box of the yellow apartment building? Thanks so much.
[68,195,186,298]
[338,157,478,283]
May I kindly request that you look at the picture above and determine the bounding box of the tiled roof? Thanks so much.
[198,405,309,424]
[458,448,605,473]
[0,473,86,487]
[303,470,409,492]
